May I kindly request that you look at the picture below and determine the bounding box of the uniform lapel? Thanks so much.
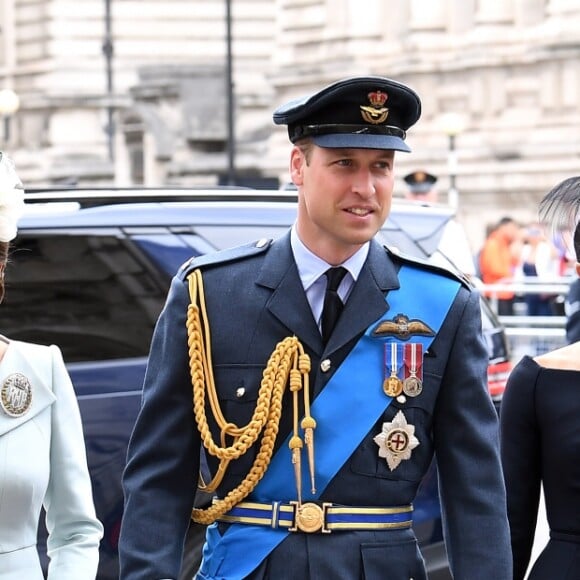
[256,236,401,356]
[256,233,324,354]
[325,241,400,353]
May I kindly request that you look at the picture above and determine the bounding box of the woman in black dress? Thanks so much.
[501,175,580,580]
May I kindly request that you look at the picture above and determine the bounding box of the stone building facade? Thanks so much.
[1,0,580,248]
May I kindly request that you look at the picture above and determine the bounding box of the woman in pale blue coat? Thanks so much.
[0,153,103,579]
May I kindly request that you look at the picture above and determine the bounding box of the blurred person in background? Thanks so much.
[403,170,438,203]
[516,223,560,316]
[553,228,576,278]
[500,175,580,580]
[479,216,522,315]
[403,170,476,278]
[0,152,103,579]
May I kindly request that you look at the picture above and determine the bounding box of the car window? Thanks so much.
[6,232,167,362]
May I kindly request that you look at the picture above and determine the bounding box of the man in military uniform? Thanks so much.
[403,169,477,278]
[403,170,439,203]
[119,76,511,579]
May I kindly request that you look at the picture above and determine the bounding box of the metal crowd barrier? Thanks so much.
[479,277,572,359]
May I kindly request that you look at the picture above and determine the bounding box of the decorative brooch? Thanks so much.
[1,372,32,417]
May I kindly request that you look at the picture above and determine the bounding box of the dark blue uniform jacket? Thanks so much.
[119,233,511,580]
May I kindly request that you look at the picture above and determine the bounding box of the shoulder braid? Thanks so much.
[186,268,315,524]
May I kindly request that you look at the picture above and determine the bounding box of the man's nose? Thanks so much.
[352,169,376,198]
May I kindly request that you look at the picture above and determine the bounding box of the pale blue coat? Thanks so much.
[0,339,103,579]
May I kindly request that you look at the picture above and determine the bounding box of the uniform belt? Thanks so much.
[218,501,413,534]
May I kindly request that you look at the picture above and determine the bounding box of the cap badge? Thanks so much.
[360,90,389,125]
[415,171,426,182]
[372,313,435,341]
[374,410,420,471]
[1,372,33,417]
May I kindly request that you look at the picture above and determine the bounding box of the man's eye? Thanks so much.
[336,159,352,166]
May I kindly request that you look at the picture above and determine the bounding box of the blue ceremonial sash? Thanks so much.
[198,264,461,580]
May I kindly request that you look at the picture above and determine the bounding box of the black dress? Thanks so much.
[500,355,580,580]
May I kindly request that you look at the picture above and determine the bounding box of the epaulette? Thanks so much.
[177,238,273,279]
[385,245,472,289]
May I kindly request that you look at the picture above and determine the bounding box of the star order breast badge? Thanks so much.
[374,410,419,471]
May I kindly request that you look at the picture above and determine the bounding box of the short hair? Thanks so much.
[295,139,314,165]
[497,216,516,227]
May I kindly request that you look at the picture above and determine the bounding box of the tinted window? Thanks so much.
[5,232,167,362]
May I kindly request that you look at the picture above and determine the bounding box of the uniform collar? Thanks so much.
[290,224,369,291]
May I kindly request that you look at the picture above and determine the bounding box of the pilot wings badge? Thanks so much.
[372,313,434,341]
[374,410,419,471]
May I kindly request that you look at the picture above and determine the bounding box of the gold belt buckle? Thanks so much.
[289,501,331,534]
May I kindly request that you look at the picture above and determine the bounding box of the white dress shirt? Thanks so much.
[290,226,369,330]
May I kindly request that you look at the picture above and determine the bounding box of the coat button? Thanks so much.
[320,359,331,372]
[236,387,245,398]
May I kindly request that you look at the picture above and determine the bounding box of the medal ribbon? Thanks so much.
[199,265,461,580]
[385,342,404,381]
[403,343,423,381]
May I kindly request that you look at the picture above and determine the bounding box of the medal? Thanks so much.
[403,343,423,397]
[374,410,420,471]
[382,343,403,397]
[383,375,403,397]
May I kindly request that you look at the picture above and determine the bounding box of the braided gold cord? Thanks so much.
[186,269,310,524]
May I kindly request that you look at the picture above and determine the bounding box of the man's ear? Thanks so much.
[290,146,305,187]
[575,262,580,277]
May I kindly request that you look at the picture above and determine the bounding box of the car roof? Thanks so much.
[19,188,455,259]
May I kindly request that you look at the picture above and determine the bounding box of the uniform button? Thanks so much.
[320,359,331,372]
[236,387,245,398]
[396,395,407,404]
[255,238,269,248]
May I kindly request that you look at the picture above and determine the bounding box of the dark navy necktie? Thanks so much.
[321,266,347,344]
